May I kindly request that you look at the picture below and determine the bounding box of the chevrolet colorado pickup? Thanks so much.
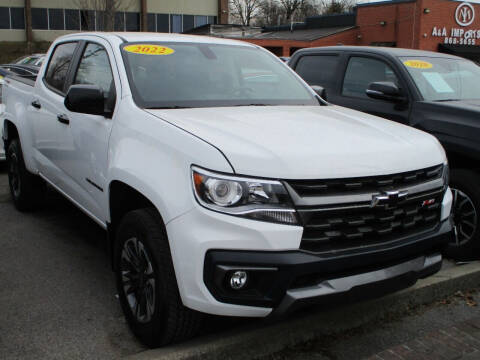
[1,33,452,347]
[289,46,480,260]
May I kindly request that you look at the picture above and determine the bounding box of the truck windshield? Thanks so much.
[121,42,318,108]
[400,56,480,101]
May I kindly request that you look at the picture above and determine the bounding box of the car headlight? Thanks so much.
[191,166,298,225]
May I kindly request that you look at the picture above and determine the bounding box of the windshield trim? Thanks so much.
[120,41,318,110]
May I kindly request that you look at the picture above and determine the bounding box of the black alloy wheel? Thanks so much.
[451,188,477,246]
[444,169,480,260]
[120,237,156,324]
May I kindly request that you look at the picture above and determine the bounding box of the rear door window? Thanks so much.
[44,42,78,94]
[294,55,339,88]
[342,56,399,99]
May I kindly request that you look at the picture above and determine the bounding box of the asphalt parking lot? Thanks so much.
[0,165,146,359]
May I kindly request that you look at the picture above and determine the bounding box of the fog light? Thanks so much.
[230,271,248,290]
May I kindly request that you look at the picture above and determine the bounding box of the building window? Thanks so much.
[96,11,105,31]
[32,8,48,30]
[0,7,9,29]
[11,8,25,29]
[183,15,194,32]
[195,15,208,28]
[147,13,156,32]
[80,10,95,30]
[125,12,139,31]
[208,16,216,25]
[170,14,182,33]
[65,9,80,30]
[157,14,169,32]
[115,12,125,31]
[49,9,65,30]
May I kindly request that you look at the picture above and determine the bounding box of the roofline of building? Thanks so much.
[242,25,357,42]
[355,0,417,8]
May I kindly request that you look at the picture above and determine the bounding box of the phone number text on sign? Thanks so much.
[124,44,175,55]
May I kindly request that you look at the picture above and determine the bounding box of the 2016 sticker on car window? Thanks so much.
[123,44,175,55]
[403,60,433,69]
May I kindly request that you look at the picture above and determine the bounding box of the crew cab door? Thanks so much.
[30,41,79,184]
[55,40,118,223]
[334,55,411,124]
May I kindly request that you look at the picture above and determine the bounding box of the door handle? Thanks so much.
[57,114,70,125]
[31,100,41,109]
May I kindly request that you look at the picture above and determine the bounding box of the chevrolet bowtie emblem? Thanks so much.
[371,190,408,208]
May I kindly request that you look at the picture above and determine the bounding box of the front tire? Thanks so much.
[114,208,203,347]
[444,169,480,261]
[6,138,45,211]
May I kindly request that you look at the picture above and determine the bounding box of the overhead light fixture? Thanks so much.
[380,21,387,26]
[424,8,430,14]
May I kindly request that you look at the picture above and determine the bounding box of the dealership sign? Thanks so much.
[456,2,475,26]
[432,2,479,45]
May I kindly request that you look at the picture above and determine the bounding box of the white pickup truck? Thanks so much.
[1,33,453,347]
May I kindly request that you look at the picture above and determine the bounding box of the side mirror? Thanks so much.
[65,85,105,116]
[366,81,407,103]
[311,85,327,100]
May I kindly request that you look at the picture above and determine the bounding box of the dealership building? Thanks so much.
[0,0,229,42]
[231,0,480,62]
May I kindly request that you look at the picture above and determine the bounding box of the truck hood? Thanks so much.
[423,99,480,112]
[146,105,445,179]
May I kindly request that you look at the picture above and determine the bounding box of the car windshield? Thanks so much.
[400,56,480,101]
[18,57,37,65]
[121,42,317,108]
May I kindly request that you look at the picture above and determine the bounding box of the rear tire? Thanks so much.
[444,169,480,261]
[6,138,45,211]
[114,208,203,347]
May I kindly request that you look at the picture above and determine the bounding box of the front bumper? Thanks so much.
[167,188,452,317]
[203,218,452,313]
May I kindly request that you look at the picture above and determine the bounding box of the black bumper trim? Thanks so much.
[203,218,453,310]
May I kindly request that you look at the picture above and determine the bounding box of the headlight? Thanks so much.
[191,166,298,225]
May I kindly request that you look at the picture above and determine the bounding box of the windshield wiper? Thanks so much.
[434,99,461,102]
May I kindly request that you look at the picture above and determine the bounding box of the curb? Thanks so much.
[127,261,480,360]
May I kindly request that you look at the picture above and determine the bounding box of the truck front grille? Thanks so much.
[288,165,443,197]
[286,165,446,254]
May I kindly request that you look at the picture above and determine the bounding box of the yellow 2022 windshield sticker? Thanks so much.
[403,60,433,69]
[124,44,175,55]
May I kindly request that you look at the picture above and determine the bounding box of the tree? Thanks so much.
[320,0,356,15]
[230,0,262,26]
[257,0,283,26]
[278,0,304,21]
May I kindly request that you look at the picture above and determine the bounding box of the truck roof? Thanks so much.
[295,46,462,60]
[56,32,255,47]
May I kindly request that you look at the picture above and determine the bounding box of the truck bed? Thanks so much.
[6,74,36,87]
